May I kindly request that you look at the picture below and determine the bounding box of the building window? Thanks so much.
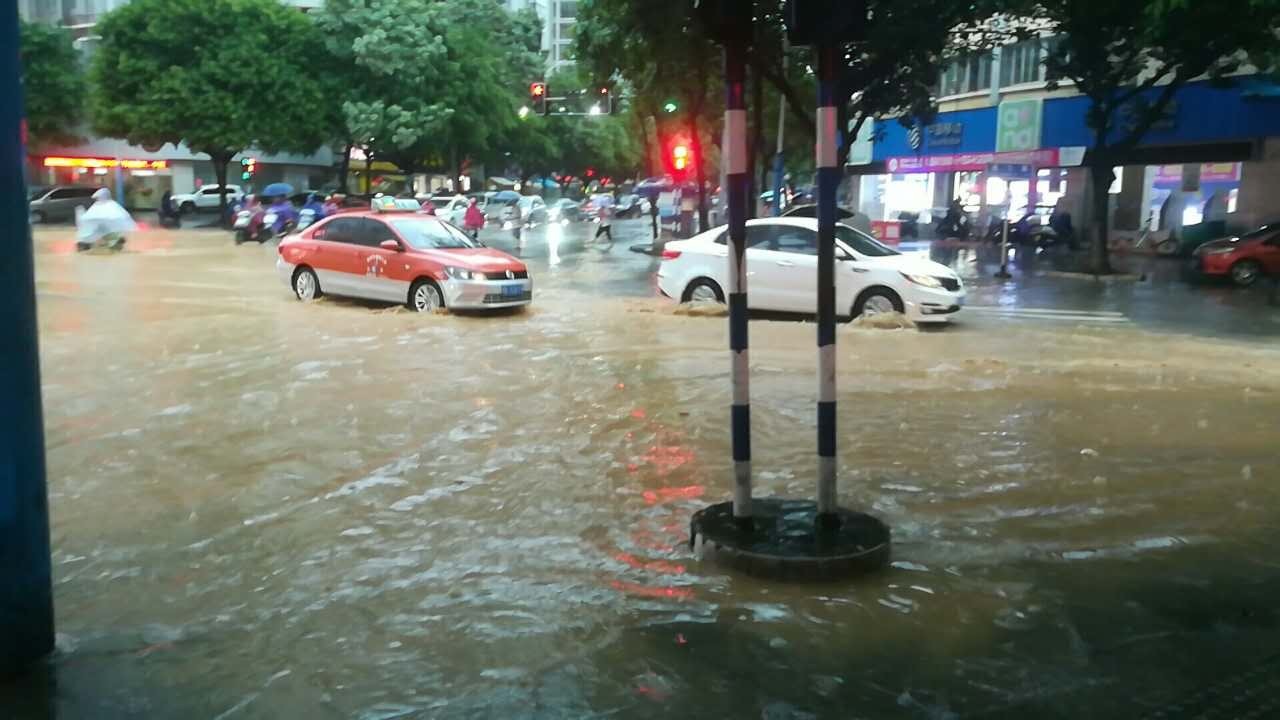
[1001,38,1044,87]
[939,53,993,96]
[558,0,577,19]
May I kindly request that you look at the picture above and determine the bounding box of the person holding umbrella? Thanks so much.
[463,197,485,240]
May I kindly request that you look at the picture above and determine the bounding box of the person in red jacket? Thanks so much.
[463,197,485,240]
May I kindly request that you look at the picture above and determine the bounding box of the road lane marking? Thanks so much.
[964,305,1130,323]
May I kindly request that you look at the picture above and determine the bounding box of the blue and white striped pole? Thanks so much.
[1,1,56,675]
[724,34,752,524]
[815,43,840,526]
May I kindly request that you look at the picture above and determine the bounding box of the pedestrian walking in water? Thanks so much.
[510,200,524,243]
[463,197,485,241]
[594,201,614,246]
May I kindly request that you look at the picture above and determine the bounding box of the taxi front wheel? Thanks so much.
[409,279,444,312]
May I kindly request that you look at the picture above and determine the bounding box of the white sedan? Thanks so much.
[657,217,965,323]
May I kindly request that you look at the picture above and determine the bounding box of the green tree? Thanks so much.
[315,0,453,184]
[19,20,86,148]
[317,0,544,187]
[576,0,1002,224]
[90,0,331,215]
[576,0,721,227]
[1036,0,1280,273]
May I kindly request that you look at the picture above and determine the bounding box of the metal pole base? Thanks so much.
[691,499,890,581]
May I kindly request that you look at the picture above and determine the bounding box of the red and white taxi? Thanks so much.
[276,198,531,312]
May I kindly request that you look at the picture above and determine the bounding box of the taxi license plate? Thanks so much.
[502,284,524,298]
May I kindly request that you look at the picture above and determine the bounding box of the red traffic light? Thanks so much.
[530,82,546,98]
[672,145,689,171]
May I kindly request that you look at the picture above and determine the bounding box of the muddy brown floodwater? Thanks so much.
[8,229,1280,719]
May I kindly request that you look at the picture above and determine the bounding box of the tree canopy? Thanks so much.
[1033,0,1280,272]
[90,0,331,211]
[18,20,86,148]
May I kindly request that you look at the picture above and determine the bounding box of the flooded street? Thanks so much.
[9,225,1280,719]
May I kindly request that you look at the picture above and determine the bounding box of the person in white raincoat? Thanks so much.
[76,188,136,251]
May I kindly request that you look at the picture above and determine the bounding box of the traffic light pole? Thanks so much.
[0,2,56,677]
[815,43,840,528]
[724,28,753,525]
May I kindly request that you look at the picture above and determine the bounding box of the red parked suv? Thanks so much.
[1194,224,1280,287]
[276,198,531,312]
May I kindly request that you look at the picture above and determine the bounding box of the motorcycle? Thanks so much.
[986,213,1059,248]
[233,207,260,244]
[935,212,972,241]
[258,208,296,242]
[296,207,319,231]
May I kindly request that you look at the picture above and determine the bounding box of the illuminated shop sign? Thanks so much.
[43,157,168,170]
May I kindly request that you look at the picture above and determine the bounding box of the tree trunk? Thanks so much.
[747,65,763,220]
[210,151,232,224]
[337,141,353,193]
[636,112,653,178]
[1088,160,1114,275]
[689,110,708,231]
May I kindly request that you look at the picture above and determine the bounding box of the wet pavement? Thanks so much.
[5,221,1280,719]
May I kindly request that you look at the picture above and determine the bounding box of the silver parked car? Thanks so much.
[29,185,99,223]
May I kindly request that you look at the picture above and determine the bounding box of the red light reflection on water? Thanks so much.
[613,552,687,575]
[610,580,693,601]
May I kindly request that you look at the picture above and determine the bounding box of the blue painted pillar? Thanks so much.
[1,2,56,676]
[815,44,840,527]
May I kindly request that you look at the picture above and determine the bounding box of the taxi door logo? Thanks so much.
[366,254,387,277]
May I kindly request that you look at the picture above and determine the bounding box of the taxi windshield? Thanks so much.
[389,217,479,250]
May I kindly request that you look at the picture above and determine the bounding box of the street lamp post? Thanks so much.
[1,2,56,676]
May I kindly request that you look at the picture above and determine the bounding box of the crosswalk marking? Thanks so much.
[964,304,1130,324]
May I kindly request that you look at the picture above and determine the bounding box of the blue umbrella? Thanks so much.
[263,182,294,197]
[492,190,521,202]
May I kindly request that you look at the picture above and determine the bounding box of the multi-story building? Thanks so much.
[506,0,576,72]
[852,34,1280,243]
[19,0,333,209]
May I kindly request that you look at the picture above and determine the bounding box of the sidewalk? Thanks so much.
[917,242,1280,339]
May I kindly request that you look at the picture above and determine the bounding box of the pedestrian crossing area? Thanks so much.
[963,304,1131,324]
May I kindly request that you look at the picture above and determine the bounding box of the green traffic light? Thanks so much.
[663,101,678,113]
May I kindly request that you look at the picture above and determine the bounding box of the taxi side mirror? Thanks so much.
[380,239,403,252]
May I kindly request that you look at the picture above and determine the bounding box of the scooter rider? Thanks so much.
[301,192,326,221]
[263,193,299,235]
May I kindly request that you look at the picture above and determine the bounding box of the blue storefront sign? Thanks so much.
[872,79,1280,167]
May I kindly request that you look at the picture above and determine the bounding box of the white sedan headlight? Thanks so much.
[900,272,943,288]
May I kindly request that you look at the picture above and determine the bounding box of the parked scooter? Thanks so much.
[986,212,1059,248]
[935,212,971,240]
